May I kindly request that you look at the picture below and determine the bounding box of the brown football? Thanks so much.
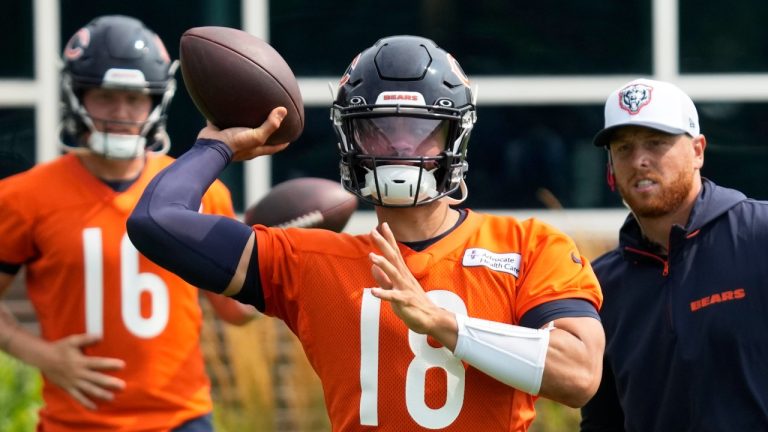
[244,178,358,233]
[179,26,304,145]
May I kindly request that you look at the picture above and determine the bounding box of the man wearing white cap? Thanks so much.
[581,78,768,431]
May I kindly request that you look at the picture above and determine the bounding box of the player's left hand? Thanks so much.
[369,223,457,349]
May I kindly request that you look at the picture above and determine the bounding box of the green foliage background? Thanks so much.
[0,352,41,432]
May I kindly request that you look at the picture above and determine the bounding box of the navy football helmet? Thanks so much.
[60,15,177,159]
[332,35,477,207]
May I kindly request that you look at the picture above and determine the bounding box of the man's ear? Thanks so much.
[606,149,616,192]
[692,134,706,169]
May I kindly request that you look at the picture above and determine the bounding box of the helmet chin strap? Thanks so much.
[360,165,469,207]
[443,178,468,206]
[60,129,170,159]
[87,132,147,159]
[361,164,440,206]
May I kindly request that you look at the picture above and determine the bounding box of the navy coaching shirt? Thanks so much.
[581,179,768,432]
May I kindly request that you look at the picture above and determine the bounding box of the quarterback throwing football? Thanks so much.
[128,35,605,431]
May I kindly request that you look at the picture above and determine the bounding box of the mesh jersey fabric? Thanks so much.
[0,153,235,431]
[254,209,602,431]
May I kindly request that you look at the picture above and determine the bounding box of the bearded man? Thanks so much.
[580,78,768,432]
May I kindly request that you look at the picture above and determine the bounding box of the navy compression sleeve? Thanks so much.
[127,139,255,294]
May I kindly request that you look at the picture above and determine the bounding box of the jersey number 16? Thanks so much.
[83,228,169,339]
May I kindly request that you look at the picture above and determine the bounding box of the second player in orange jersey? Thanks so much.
[0,16,256,432]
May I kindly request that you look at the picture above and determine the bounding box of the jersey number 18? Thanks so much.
[360,289,468,428]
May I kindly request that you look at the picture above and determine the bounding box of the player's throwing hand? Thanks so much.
[197,107,290,161]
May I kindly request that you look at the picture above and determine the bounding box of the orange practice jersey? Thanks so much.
[0,153,234,431]
[255,210,603,431]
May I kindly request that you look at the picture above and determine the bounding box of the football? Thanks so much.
[179,26,304,145]
[244,178,358,233]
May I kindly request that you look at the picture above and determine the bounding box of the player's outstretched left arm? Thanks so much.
[127,108,288,299]
[369,222,605,408]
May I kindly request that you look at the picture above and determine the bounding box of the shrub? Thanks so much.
[0,351,42,431]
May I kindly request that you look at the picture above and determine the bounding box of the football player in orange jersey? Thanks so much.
[128,35,605,431]
[0,16,256,432]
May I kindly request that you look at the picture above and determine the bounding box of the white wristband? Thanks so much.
[453,314,551,395]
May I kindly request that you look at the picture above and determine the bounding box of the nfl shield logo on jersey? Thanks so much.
[619,83,652,114]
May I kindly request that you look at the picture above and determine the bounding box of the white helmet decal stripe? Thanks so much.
[375,91,426,106]
[103,68,149,87]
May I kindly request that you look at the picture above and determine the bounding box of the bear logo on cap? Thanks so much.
[619,83,652,114]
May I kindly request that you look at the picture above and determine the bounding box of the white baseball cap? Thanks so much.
[593,78,700,147]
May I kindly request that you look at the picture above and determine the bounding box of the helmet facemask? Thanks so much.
[332,36,476,208]
[335,103,474,207]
